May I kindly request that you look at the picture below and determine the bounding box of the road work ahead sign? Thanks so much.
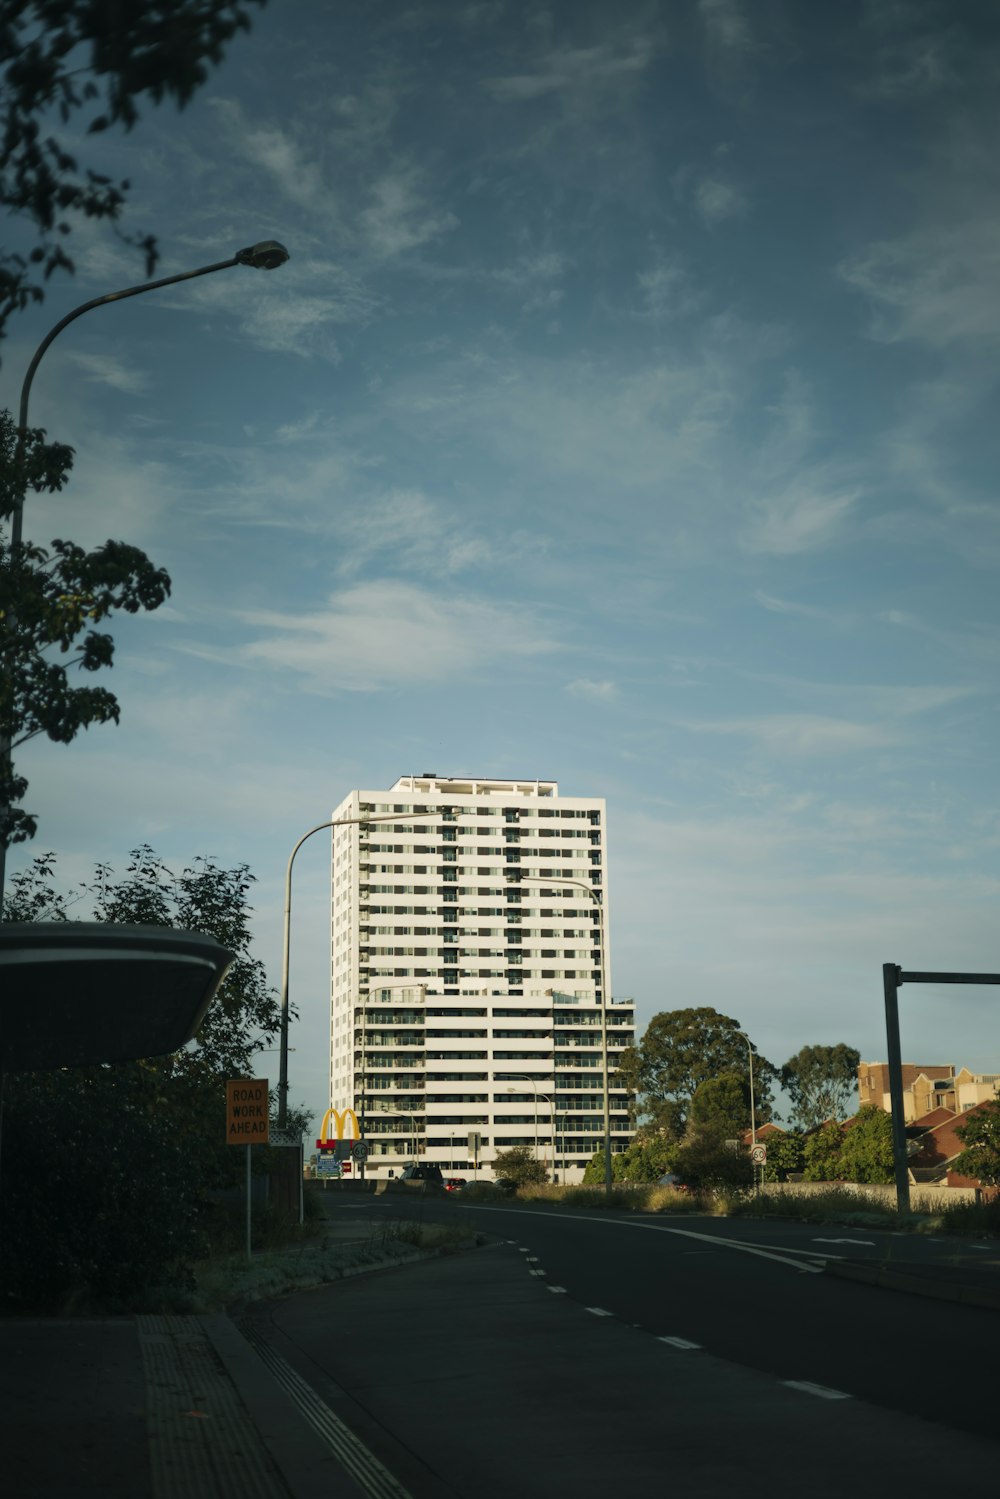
[226,1078,270,1145]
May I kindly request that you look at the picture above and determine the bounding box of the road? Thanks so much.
[326,1193,1000,1441]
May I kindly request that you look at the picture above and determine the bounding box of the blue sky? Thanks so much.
[3,0,1000,1122]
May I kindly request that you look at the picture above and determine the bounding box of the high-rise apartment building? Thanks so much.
[328,775,635,1182]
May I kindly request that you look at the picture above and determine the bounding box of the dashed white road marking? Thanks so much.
[526,1256,540,1263]
[783,1380,851,1401]
[547,1285,567,1294]
[813,1238,875,1246]
[585,1307,612,1317]
[528,1268,545,1277]
[471,1206,829,1273]
[658,1336,701,1350]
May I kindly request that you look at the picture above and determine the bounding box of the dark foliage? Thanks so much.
[0,0,266,355]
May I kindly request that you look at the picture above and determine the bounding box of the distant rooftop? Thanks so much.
[391,775,558,798]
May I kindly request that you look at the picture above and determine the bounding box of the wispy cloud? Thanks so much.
[636,256,701,320]
[216,580,560,693]
[485,38,655,101]
[64,351,150,395]
[686,713,894,755]
[695,175,749,225]
[753,591,846,623]
[360,166,459,258]
[742,481,861,555]
[856,6,962,100]
[567,679,618,702]
[209,98,330,215]
[839,218,1000,349]
[698,0,755,54]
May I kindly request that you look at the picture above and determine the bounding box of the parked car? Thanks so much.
[444,1177,467,1193]
[656,1172,688,1191]
[399,1164,444,1184]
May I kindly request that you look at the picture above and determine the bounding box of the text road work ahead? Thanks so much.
[226,1079,270,1144]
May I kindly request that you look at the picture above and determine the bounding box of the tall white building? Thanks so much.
[328,774,635,1182]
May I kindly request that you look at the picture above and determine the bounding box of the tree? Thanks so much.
[1,845,292,1308]
[781,1043,861,1131]
[621,1008,775,1136]
[762,1130,805,1183]
[0,0,267,354]
[492,1145,548,1188]
[837,1106,894,1184]
[1,413,171,858]
[581,1128,679,1185]
[688,1072,752,1139]
[802,1121,844,1181]
[953,1101,1000,1186]
[672,1131,753,1192]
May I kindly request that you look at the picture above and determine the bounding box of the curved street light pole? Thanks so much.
[737,1032,758,1146]
[9,240,290,558]
[508,872,613,1197]
[505,1075,555,1181]
[0,241,291,910]
[737,1031,759,1191]
[278,810,441,1129]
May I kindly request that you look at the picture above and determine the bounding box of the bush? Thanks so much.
[724,1186,904,1228]
[493,1145,548,1188]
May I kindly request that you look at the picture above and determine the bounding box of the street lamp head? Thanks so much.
[235,240,290,270]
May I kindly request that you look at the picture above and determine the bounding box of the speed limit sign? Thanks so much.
[750,1144,767,1165]
[352,1140,370,1162]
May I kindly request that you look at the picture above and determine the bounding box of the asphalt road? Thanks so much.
[331,1194,1000,1442]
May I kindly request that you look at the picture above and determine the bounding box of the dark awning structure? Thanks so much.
[0,923,234,1071]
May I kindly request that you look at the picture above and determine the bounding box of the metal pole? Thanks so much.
[591,888,613,1197]
[279,810,440,1129]
[245,1145,252,1260]
[737,1031,759,1187]
[0,243,289,912]
[883,963,911,1215]
[509,874,613,1198]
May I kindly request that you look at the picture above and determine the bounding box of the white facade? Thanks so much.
[328,775,635,1182]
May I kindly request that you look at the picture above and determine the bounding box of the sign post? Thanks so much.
[226,1079,269,1258]
[750,1142,767,1193]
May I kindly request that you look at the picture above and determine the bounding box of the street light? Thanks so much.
[504,1077,556,1181]
[736,1031,760,1192]
[0,240,291,908]
[8,241,290,559]
[278,810,441,1129]
[506,872,613,1197]
[737,1032,758,1147]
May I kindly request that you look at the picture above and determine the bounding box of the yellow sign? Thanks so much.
[317,1107,360,1147]
[226,1078,270,1144]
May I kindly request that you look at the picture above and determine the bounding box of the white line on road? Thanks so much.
[658,1336,701,1350]
[813,1238,875,1246]
[585,1307,613,1317]
[469,1206,829,1272]
[783,1380,852,1401]
[526,1256,539,1262]
[529,1269,545,1277]
[547,1285,567,1294]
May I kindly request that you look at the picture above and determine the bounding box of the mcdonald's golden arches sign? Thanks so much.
[316,1107,360,1148]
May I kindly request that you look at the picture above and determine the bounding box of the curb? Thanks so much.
[825,1259,1000,1311]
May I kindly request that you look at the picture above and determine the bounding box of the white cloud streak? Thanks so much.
[220,580,560,693]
